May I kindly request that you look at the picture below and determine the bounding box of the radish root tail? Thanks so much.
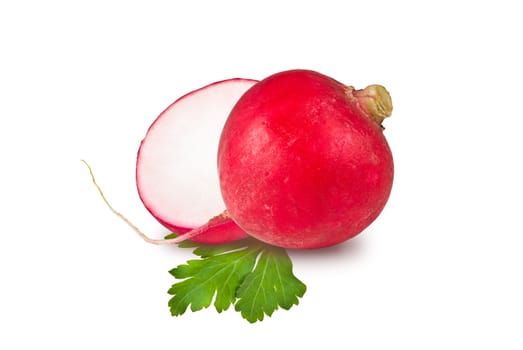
[81,159,226,245]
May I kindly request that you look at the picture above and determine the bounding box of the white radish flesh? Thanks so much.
[136,79,256,243]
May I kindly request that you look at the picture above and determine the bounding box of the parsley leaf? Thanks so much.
[166,237,306,323]
[235,245,306,322]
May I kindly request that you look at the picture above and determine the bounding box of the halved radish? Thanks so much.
[136,79,256,244]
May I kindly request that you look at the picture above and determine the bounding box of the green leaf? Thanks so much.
[167,238,306,322]
[168,245,260,314]
[235,246,307,323]
[164,232,178,240]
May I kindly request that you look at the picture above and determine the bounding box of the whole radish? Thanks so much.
[217,69,394,249]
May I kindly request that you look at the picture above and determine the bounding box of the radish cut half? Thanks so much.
[136,79,257,244]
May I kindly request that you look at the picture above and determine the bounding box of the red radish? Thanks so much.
[216,70,394,249]
[136,79,256,244]
[96,69,393,250]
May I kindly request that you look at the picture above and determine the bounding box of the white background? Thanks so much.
[1,0,522,348]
